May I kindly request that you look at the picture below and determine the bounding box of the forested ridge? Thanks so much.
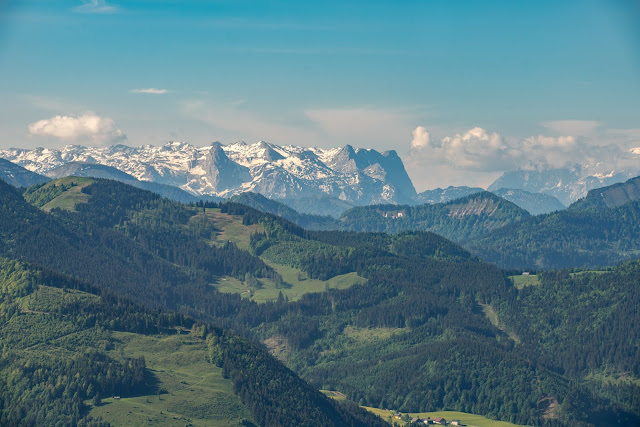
[338,191,530,241]
[0,255,386,426]
[197,197,640,426]
[0,177,639,426]
[230,190,531,242]
[465,197,640,270]
[235,178,640,272]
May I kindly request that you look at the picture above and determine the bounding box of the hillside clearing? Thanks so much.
[212,260,365,303]
[34,177,95,211]
[201,208,263,250]
[509,274,540,289]
[90,332,254,426]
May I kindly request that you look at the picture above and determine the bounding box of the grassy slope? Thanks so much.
[90,332,253,426]
[479,302,521,344]
[202,208,366,303]
[39,177,96,211]
[11,285,254,427]
[508,275,540,289]
[201,208,263,251]
[213,260,365,303]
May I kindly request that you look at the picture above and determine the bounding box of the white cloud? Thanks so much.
[74,0,117,14]
[28,112,126,145]
[403,123,640,190]
[131,88,169,95]
[423,127,510,171]
[410,126,430,149]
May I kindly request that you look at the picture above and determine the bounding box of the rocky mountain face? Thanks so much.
[491,188,566,215]
[488,166,635,206]
[571,175,640,210]
[0,141,416,211]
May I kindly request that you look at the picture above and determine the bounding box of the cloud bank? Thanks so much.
[406,123,640,190]
[28,112,126,145]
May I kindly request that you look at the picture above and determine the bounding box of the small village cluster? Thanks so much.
[391,413,463,425]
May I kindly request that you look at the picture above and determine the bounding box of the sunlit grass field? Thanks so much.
[90,332,254,426]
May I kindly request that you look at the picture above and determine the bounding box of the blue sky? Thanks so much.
[1,0,639,189]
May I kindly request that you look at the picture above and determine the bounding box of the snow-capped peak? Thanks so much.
[0,141,417,205]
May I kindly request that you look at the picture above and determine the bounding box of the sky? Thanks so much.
[1,0,639,190]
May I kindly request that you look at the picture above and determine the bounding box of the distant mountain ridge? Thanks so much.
[488,166,635,206]
[231,190,532,242]
[3,143,635,216]
[491,188,565,215]
[415,186,483,204]
[0,157,49,188]
[45,161,217,203]
[338,191,530,241]
[466,174,640,270]
[572,175,640,209]
[415,186,565,215]
[0,141,416,212]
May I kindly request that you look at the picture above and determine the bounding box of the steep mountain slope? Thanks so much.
[0,178,283,328]
[571,175,640,209]
[491,188,566,215]
[488,166,633,206]
[0,141,416,209]
[45,161,216,203]
[0,257,251,426]
[466,176,640,270]
[338,192,530,241]
[0,158,49,188]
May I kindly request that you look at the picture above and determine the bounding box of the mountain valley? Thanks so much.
[0,175,638,426]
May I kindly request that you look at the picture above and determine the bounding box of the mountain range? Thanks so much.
[466,175,640,270]
[0,141,416,214]
[220,174,640,272]
[44,161,218,203]
[2,141,624,217]
[488,165,635,206]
